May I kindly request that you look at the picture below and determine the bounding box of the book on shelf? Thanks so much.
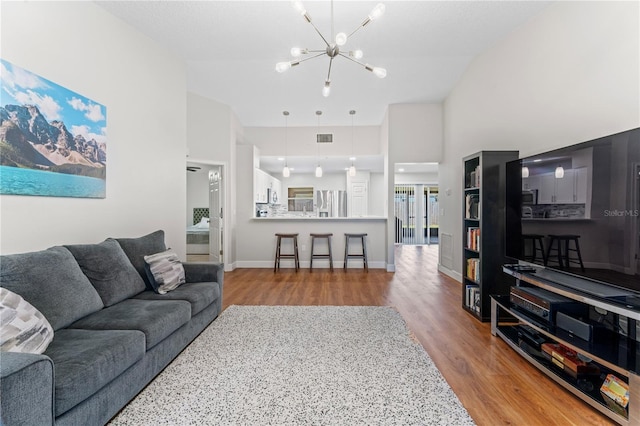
[466,258,480,282]
[466,227,480,251]
[466,166,481,189]
[465,194,480,219]
[465,284,479,311]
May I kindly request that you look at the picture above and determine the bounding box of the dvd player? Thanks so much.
[510,286,586,324]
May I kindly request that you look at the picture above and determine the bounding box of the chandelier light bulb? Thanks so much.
[521,166,529,178]
[351,49,364,59]
[322,80,331,97]
[275,62,291,73]
[368,3,386,21]
[315,165,323,178]
[291,47,302,57]
[349,165,356,177]
[335,32,347,46]
[282,165,290,178]
[292,0,306,16]
[372,66,387,78]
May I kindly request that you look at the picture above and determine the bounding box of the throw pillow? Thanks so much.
[144,249,186,294]
[0,287,54,354]
[115,230,167,290]
[64,239,147,307]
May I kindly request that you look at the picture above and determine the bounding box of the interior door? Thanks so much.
[349,180,368,217]
[209,168,222,263]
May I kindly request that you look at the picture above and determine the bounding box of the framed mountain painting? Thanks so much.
[0,59,107,198]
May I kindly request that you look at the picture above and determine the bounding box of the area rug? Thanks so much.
[109,305,475,425]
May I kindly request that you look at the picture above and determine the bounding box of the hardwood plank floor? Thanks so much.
[222,245,615,425]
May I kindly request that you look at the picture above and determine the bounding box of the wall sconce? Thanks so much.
[521,166,529,178]
[555,165,564,178]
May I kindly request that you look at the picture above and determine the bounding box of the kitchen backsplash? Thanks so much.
[524,204,585,219]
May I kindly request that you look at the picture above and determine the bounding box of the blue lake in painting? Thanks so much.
[0,166,105,198]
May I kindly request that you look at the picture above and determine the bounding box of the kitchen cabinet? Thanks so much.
[522,176,541,191]
[254,168,281,204]
[538,168,586,204]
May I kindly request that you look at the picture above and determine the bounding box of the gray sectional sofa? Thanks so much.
[0,230,224,426]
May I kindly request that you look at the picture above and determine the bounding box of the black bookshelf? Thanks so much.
[462,150,518,321]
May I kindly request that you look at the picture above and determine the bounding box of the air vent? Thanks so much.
[317,133,333,143]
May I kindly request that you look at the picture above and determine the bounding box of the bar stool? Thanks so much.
[310,233,333,271]
[522,234,547,265]
[546,234,585,271]
[274,233,300,272]
[344,233,368,271]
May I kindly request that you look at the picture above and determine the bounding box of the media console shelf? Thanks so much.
[491,266,640,425]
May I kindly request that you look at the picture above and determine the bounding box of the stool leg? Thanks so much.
[274,236,281,272]
[344,236,349,269]
[294,236,300,271]
[310,236,315,271]
[573,239,585,272]
[328,236,333,271]
[361,236,368,271]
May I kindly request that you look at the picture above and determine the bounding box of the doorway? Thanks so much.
[186,161,225,263]
[394,184,439,245]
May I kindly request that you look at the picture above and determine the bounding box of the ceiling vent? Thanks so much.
[317,133,333,143]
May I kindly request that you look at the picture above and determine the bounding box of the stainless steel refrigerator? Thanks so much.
[316,190,347,217]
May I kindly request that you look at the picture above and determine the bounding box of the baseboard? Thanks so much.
[234,260,387,269]
[438,263,462,282]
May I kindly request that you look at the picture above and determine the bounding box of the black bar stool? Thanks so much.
[522,234,547,265]
[310,233,333,271]
[274,233,300,272]
[546,234,584,271]
[344,233,368,271]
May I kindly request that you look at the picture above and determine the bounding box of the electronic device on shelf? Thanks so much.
[504,127,640,296]
[509,286,586,324]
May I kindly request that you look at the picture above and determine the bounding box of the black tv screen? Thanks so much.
[505,127,640,294]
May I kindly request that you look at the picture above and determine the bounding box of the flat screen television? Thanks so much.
[505,127,640,297]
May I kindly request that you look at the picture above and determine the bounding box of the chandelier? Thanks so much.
[276,0,387,97]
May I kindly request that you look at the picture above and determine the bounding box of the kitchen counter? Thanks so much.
[252,216,387,221]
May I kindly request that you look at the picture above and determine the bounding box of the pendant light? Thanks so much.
[349,110,356,177]
[555,165,564,178]
[521,166,529,178]
[282,111,290,177]
[315,110,323,177]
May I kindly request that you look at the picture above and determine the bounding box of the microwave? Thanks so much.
[522,190,538,205]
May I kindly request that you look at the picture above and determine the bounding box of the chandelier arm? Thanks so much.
[307,20,330,47]
[297,52,327,64]
[348,23,367,39]
[326,57,334,81]
[338,52,366,67]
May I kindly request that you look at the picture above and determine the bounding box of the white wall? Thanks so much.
[439,1,640,280]
[395,172,438,185]
[244,126,381,157]
[388,104,443,164]
[186,92,239,270]
[1,2,188,257]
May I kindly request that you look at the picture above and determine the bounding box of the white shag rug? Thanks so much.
[109,305,475,425]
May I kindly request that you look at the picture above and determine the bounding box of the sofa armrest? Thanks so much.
[1,352,55,425]
[183,262,224,287]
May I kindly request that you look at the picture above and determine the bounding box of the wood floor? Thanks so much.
[222,245,615,426]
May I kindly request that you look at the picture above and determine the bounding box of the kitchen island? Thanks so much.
[236,216,389,269]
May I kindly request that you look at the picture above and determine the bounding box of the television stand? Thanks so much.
[492,266,640,425]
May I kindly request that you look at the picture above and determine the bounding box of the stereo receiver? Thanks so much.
[510,286,586,324]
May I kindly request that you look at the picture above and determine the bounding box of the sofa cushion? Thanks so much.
[45,328,145,416]
[64,239,147,306]
[68,299,191,349]
[116,230,167,290]
[133,281,220,316]
[0,288,54,354]
[0,247,104,331]
[144,249,186,294]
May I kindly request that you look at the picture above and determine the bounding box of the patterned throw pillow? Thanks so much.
[143,249,186,294]
[0,287,54,353]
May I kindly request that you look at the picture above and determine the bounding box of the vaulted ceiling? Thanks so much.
[97,1,551,127]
